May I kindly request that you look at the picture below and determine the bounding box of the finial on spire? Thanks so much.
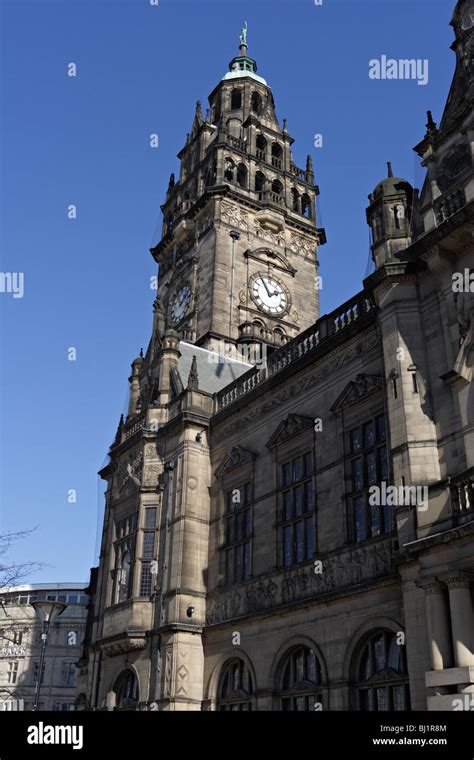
[387,161,393,178]
[426,110,437,134]
[187,355,199,391]
[239,20,248,52]
[282,118,287,132]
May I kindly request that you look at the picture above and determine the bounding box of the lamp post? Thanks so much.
[31,600,67,711]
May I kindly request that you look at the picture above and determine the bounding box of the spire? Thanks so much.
[187,355,199,390]
[239,20,248,56]
[191,100,203,137]
[426,110,438,134]
[387,161,394,178]
[306,154,314,182]
[222,22,267,85]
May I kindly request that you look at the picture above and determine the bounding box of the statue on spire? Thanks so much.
[239,21,248,47]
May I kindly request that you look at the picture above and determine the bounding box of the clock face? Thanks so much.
[251,275,288,315]
[171,284,191,323]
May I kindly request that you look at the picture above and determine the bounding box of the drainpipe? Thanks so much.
[229,230,241,341]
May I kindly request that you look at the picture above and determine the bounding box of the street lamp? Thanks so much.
[31,600,67,711]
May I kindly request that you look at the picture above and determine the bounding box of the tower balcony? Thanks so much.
[257,190,285,207]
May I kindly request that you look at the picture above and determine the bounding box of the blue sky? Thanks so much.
[0,0,455,583]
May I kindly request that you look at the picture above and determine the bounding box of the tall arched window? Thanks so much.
[256,134,267,161]
[113,669,139,709]
[237,164,247,189]
[217,659,254,711]
[278,646,322,711]
[255,171,266,193]
[271,143,283,168]
[291,188,300,212]
[271,179,283,199]
[224,159,235,182]
[301,193,312,219]
[251,91,262,114]
[352,630,409,711]
[231,89,242,110]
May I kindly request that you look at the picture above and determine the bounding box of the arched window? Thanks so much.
[271,143,283,168]
[373,210,384,240]
[352,630,409,711]
[217,659,254,711]
[212,97,221,124]
[224,159,235,182]
[237,164,247,189]
[256,134,267,161]
[251,91,263,114]
[113,669,139,709]
[117,550,131,603]
[255,171,266,193]
[301,193,312,219]
[278,646,323,711]
[272,179,283,196]
[231,89,242,110]
[291,188,300,212]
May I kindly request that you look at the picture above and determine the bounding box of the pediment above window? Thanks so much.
[266,413,314,449]
[244,247,296,275]
[330,374,384,413]
[215,446,257,477]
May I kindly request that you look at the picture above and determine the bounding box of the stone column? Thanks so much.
[424,582,453,671]
[446,575,474,668]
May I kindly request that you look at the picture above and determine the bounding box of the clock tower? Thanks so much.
[151,28,325,361]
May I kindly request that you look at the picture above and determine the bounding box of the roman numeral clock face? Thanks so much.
[171,284,191,323]
[251,275,288,316]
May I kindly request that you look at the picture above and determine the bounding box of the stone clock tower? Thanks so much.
[151,32,325,358]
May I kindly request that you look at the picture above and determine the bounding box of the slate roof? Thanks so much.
[177,342,253,395]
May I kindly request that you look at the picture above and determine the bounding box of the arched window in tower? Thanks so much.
[117,550,131,603]
[231,89,242,110]
[351,630,409,711]
[237,163,248,189]
[212,97,221,124]
[271,179,283,203]
[251,91,263,115]
[217,659,254,711]
[113,669,139,709]
[373,210,384,240]
[256,134,267,162]
[278,646,323,711]
[271,142,283,169]
[224,159,235,182]
[255,171,266,195]
[291,188,300,212]
[301,193,312,219]
[393,204,405,230]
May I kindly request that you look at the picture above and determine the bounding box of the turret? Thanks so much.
[366,162,414,269]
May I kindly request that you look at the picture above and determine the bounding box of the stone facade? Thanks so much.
[80,4,474,712]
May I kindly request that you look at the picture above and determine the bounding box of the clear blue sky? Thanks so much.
[0,0,455,583]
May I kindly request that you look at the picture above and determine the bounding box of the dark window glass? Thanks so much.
[303,481,313,513]
[142,532,155,559]
[283,490,292,520]
[294,485,303,516]
[305,518,314,559]
[353,631,409,712]
[282,462,292,487]
[283,526,292,567]
[349,416,390,543]
[303,452,313,477]
[144,508,157,529]
[293,458,302,483]
[223,482,253,586]
[243,543,251,580]
[139,563,153,597]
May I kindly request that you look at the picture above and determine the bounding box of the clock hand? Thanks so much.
[262,278,272,298]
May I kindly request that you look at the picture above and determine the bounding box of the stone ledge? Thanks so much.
[426,666,474,688]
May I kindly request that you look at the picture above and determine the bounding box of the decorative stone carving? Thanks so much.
[215,445,257,477]
[221,202,248,231]
[290,233,316,256]
[113,451,143,496]
[102,637,146,658]
[331,374,384,412]
[212,332,379,443]
[266,413,314,449]
[207,538,392,625]
[254,218,284,247]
